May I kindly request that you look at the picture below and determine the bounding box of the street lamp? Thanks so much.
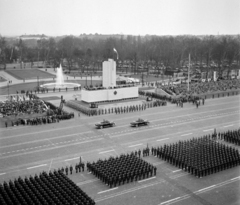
[141,71,144,87]
[188,54,191,92]
[7,80,10,98]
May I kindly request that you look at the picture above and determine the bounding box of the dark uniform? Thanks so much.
[75,164,78,173]
[70,165,73,174]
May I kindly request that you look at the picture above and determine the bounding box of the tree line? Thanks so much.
[0,34,239,77]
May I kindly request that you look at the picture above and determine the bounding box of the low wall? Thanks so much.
[81,87,138,103]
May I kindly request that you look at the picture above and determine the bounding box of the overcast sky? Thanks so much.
[0,0,239,36]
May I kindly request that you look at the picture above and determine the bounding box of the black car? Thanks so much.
[130,118,149,127]
[95,120,115,129]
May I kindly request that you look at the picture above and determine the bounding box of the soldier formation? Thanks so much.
[151,136,240,178]
[86,153,157,188]
[0,170,95,205]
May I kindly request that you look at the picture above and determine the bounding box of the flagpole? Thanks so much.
[188,53,190,92]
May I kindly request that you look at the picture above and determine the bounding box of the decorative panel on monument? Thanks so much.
[81,87,138,103]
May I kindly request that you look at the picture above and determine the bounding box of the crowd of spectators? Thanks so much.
[0,100,47,117]
[160,79,240,96]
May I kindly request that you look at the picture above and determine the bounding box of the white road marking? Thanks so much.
[111,112,238,139]
[197,185,216,192]
[203,128,213,132]
[180,133,192,136]
[98,187,118,194]
[231,176,240,181]
[172,169,181,173]
[160,197,181,205]
[128,143,143,148]
[64,157,79,162]
[138,176,156,183]
[99,149,115,154]
[156,138,169,142]
[224,124,234,128]
[27,164,47,169]
[0,173,6,176]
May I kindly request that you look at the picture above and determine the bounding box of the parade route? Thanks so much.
[0,94,240,205]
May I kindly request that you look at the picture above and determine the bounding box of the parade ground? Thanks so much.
[0,91,240,205]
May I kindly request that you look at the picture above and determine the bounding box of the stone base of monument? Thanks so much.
[81,86,138,103]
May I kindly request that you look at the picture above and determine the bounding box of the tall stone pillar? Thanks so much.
[102,59,116,87]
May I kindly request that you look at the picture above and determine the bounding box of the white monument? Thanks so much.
[103,59,116,87]
[81,59,138,103]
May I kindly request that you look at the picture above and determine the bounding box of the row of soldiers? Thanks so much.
[61,162,85,175]
[115,104,146,114]
[86,153,157,188]
[5,112,74,127]
[218,129,240,146]
[151,136,240,178]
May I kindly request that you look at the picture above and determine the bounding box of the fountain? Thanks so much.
[40,64,81,89]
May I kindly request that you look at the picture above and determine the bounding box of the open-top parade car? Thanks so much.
[95,120,115,129]
[130,118,149,127]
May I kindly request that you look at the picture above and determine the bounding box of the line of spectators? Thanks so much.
[160,79,240,96]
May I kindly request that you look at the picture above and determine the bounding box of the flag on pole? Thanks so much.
[10,47,13,60]
[113,48,118,60]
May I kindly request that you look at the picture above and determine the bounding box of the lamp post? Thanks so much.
[7,80,10,98]
[188,53,190,92]
[85,74,87,86]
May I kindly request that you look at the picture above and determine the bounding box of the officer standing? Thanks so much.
[82,162,85,172]
[138,149,141,158]
[70,165,73,175]
[75,164,78,173]
[5,122,7,128]
[65,166,68,175]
